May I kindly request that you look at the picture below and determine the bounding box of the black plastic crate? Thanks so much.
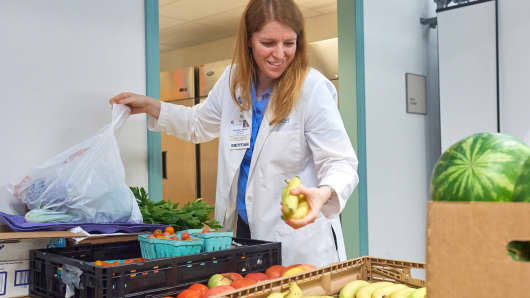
[29,238,281,298]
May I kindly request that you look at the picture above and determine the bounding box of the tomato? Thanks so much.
[177,289,201,298]
[165,226,175,234]
[153,229,163,236]
[181,232,190,240]
[231,278,257,289]
[265,265,286,279]
[202,227,211,233]
[188,283,208,297]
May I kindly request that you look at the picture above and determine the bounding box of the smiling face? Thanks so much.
[250,20,297,87]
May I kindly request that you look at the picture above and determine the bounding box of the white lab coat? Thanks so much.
[149,66,358,267]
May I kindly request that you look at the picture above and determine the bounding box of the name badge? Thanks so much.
[229,118,250,150]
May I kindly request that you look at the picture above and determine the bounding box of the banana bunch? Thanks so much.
[338,280,426,298]
[266,282,332,298]
[281,177,310,220]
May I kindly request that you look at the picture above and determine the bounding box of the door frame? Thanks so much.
[145,0,162,202]
[144,0,369,255]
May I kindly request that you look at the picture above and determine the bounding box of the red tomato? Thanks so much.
[177,289,201,298]
[181,232,190,240]
[265,265,286,279]
[231,278,257,289]
[188,283,208,297]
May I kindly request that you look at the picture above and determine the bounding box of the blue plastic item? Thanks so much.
[195,232,233,252]
[138,234,203,259]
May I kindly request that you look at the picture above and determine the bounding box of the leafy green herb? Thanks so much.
[130,186,222,231]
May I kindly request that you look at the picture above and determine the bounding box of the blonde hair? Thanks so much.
[230,0,308,125]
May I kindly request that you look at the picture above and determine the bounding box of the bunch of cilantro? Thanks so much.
[130,187,222,231]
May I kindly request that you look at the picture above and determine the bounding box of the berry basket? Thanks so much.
[195,231,233,252]
[138,234,203,259]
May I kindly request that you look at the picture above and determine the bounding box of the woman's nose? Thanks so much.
[272,45,285,59]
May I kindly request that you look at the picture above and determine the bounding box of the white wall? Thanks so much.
[0,1,148,191]
[161,12,338,71]
[363,0,440,263]
[438,2,498,151]
[499,1,530,142]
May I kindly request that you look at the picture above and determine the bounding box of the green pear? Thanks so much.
[338,280,369,298]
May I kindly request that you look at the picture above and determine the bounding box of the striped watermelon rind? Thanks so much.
[430,132,530,202]
[512,156,530,202]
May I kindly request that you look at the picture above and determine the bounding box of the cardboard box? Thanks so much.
[0,231,81,297]
[0,260,30,297]
[427,201,530,297]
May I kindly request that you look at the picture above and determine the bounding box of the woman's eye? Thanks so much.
[285,42,295,47]
[261,42,274,47]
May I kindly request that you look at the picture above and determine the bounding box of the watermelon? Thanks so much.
[512,156,530,202]
[430,132,530,202]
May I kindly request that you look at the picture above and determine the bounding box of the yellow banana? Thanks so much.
[338,280,370,298]
[355,281,393,298]
[408,287,426,298]
[291,199,309,219]
[285,282,303,298]
[371,284,408,298]
[282,177,301,216]
[266,292,287,298]
[389,288,415,298]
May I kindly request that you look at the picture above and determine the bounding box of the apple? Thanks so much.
[222,272,243,281]
[207,274,232,288]
[245,272,269,282]
[297,264,317,271]
[204,285,235,297]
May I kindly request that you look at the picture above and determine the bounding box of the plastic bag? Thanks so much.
[8,104,142,224]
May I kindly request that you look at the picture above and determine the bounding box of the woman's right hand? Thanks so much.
[109,92,161,119]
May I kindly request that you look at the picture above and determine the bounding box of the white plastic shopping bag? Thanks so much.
[8,104,142,224]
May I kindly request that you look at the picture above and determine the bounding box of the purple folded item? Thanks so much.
[0,211,166,234]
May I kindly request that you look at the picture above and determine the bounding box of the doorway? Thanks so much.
[145,0,365,258]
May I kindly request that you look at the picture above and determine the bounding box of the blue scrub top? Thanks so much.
[236,84,272,224]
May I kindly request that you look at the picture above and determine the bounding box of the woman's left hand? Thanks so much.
[283,185,332,229]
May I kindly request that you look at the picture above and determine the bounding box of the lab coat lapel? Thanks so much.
[248,107,273,179]
[227,88,252,189]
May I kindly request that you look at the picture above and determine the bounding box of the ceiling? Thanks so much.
[159,0,337,52]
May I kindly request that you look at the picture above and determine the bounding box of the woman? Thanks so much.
[110,0,358,267]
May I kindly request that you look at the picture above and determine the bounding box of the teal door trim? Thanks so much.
[338,0,368,258]
[337,0,359,258]
[145,0,162,202]
[354,0,369,256]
